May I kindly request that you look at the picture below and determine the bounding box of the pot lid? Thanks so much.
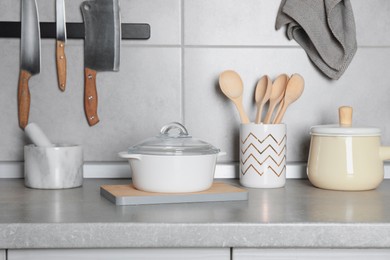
[310,106,381,136]
[127,122,220,156]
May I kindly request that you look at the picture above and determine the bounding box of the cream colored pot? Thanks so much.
[307,107,390,191]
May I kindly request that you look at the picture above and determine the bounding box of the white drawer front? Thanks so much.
[8,248,230,260]
[233,249,390,260]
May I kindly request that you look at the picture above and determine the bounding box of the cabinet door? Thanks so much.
[8,248,230,260]
[0,250,4,260]
[233,249,390,260]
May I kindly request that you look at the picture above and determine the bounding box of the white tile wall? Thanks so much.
[0,0,389,164]
[121,0,182,45]
[184,0,390,46]
[184,0,293,46]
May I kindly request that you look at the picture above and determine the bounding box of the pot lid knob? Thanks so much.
[160,122,189,137]
[339,106,353,127]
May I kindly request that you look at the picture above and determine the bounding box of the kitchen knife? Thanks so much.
[81,0,121,126]
[18,0,40,129]
[56,0,67,91]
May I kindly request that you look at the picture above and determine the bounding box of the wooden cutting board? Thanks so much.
[100,182,248,206]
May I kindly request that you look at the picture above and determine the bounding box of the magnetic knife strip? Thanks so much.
[0,22,150,39]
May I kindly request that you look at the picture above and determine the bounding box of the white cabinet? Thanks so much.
[8,248,230,260]
[0,250,4,260]
[233,249,390,260]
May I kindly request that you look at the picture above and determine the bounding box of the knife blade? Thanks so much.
[56,0,67,91]
[81,0,121,126]
[18,0,40,129]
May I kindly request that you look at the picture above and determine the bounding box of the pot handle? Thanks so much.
[379,146,390,161]
[160,122,189,137]
[118,152,142,160]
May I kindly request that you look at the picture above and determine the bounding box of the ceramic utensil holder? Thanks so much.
[239,123,286,188]
[24,144,83,189]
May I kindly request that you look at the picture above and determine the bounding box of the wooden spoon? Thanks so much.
[219,70,250,124]
[263,74,288,124]
[273,75,289,123]
[254,75,272,124]
[273,74,304,124]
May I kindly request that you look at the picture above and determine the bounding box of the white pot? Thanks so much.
[119,152,224,193]
[119,122,224,193]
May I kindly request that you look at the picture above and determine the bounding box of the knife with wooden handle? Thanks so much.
[18,70,32,129]
[18,0,40,129]
[81,0,121,126]
[56,0,67,91]
[84,67,99,125]
[56,40,66,91]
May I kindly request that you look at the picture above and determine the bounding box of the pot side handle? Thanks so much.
[379,146,390,161]
[118,152,142,160]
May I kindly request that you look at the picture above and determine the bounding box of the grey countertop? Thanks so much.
[1,178,390,249]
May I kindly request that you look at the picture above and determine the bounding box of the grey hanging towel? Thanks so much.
[276,0,357,80]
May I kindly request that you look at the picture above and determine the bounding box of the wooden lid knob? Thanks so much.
[339,106,353,127]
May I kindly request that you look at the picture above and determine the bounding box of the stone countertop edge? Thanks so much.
[1,223,390,249]
[1,179,390,249]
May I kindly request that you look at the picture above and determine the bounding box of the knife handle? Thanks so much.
[18,70,31,129]
[84,67,100,126]
[56,40,67,91]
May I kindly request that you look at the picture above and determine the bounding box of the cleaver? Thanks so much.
[81,0,121,126]
[18,0,41,129]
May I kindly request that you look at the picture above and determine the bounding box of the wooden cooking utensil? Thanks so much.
[273,74,304,124]
[272,75,289,124]
[219,70,250,124]
[263,74,288,124]
[254,75,272,124]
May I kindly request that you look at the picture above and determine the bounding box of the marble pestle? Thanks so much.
[24,123,54,147]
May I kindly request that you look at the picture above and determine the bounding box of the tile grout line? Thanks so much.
[181,0,185,125]
[109,44,390,49]
[118,45,310,48]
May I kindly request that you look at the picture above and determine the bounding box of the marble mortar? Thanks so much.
[24,144,83,189]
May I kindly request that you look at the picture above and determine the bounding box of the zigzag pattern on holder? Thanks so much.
[241,133,286,145]
[241,143,286,156]
[240,132,286,177]
[241,164,287,177]
[241,153,286,167]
